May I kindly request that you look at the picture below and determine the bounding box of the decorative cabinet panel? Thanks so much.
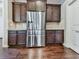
[55,31,64,43]
[46,4,61,22]
[17,31,26,45]
[8,30,26,46]
[12,2,27,23]
[46,31,55,44]
[27,0,46,11]
[27,1,36,11]
[46,30,64,44]
[8,31,17,45]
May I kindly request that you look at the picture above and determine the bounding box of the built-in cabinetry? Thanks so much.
[12,2,27,23]
[8,30,64,47]
[46,30,64,44]
[9,1,63,47]
[27,0,46,11]
[12,2,61,22]
[8,30,26,47]
[46,4,61,22]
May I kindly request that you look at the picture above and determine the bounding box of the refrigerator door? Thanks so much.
[26,11,45,47]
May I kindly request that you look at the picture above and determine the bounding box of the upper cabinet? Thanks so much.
[27,0,46,11]
[12,2,27,23]
[46,4,61,22]
[12,1,61,23]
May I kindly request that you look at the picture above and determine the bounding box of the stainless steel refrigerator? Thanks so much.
[26,11,46,47]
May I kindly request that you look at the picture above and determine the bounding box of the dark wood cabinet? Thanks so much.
[46,4,61,22]
[55,31,64,43]
[46,30,64,44]
[8,30,26,46]
[46,31,55,44]
[12,2,60,22]
[12,2,27,23]
[8,31,17,45]
[27,0,46,11]
[8,30,64,46]
[17,31,26,45]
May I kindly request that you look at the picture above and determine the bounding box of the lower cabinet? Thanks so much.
[8,30,26,47]
[8,31,17,45]
[55,31,64,43]
[8,30,64,47]
[46,31,55,44]
[46,30,64,44]
[17,31,26,45]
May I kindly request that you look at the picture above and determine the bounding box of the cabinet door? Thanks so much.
[55,31,64,43]
[46,31,55,44]
[8,31,17,45]
[20,4,27,22]
[47,4,61,22]
[13,3,20,22]
[13,2,27,23]
[47,5,52,21]
[27,0,46,11]
[27,1,36,11]
[52,5,60,22]
[17,31,26,45]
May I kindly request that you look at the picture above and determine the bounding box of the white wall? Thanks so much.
[0,0,4,47]
[2,0,8,47]
[0,0,4,38]
[63,0,72,48]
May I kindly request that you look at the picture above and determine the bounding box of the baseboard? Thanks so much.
[63,43,79,54]
[70,45,79,54]
[63,43,71,48]
[2,45,8,48]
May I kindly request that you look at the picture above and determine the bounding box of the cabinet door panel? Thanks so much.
[27,1,36,11]
[52,6,60,21]
[55,31,64,43]
[13,4,20,22]
[17,31,26,45]
[46,31,55,44]
[20,4,26,22]
[47,6,52,21]
[46,30,64,44]
[47,4,61,22]
[8,31,17,45]
[13,2,27,23]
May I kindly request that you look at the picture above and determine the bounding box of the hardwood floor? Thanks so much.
[0,44,79,59]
